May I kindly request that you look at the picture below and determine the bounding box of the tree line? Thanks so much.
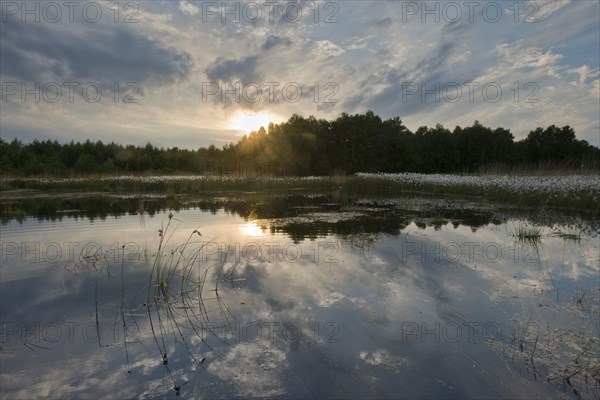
[1,111,599,176]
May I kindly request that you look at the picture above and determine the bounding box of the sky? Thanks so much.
[1,0,599,149]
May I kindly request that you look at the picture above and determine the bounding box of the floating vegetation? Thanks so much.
[555,231,582,243]
[514,224,544,241]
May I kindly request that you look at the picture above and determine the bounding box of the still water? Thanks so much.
[1,191,598,399]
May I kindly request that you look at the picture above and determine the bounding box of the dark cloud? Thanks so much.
[204,33,296,109]
[317,101,338,112]
[412,22,471,76]
[205,34,292,84]
[261,35,292,51]
[363,21,479,117]
[341,93,366,111]
[205,55,261,84]
[368,17,392,28]
[0,20,193,85]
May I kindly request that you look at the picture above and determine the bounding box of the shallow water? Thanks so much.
[1,192,598,399]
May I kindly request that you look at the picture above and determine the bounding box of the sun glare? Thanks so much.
[242,221,264,237]
[228,111,277,133]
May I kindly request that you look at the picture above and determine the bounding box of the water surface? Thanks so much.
[1,192,598,399]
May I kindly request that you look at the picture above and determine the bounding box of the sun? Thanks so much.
[227,111,278,133]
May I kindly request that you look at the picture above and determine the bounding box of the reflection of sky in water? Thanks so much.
[1,207,598,399]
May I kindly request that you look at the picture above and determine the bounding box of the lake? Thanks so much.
[1,190,598,399]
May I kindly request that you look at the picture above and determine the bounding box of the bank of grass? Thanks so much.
[1,172,599,211]
[344,173,600,212]
[0,174,335,194]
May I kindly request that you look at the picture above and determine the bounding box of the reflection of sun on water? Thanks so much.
[242,221,264,237]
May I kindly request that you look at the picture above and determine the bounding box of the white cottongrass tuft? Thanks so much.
[355,172,600,194]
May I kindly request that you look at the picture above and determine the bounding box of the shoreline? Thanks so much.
[1,173,599,211]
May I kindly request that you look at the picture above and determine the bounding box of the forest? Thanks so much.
[1,111,599,176]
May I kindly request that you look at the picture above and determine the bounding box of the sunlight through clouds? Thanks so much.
[227,111,280,133]
[1,0,598,146]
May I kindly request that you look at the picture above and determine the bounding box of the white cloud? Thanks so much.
[178,0,199,16]
[314,40,346,58]
[567,64,600,86]
[493,41,563,72]
[533,0,572,20]
[208,341,287,397]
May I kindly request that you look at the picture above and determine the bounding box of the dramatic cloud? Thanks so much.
[261,35,293,51]
[205,55,262,84]
[0,18,193,85]
[1,0,598,147]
